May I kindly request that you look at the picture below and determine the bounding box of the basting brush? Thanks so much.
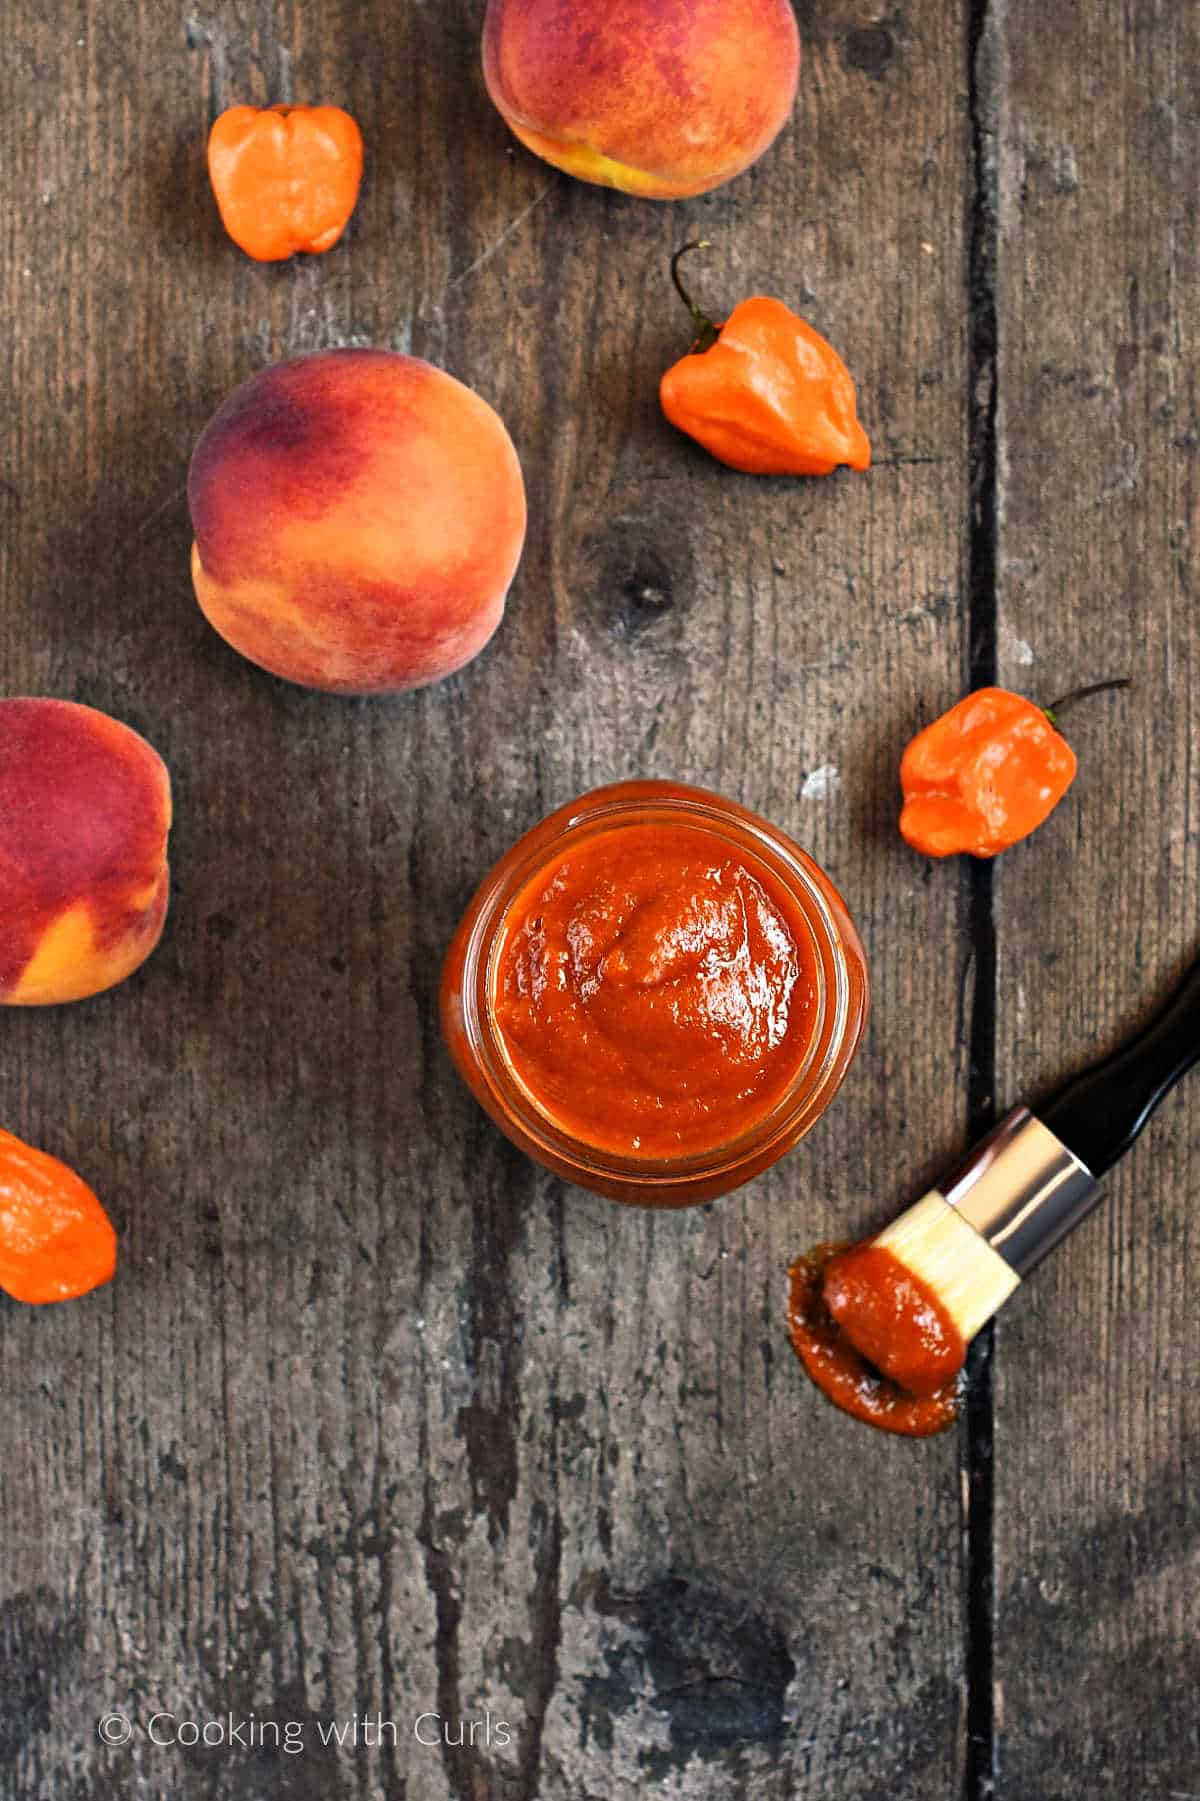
[830,951,1200,1388]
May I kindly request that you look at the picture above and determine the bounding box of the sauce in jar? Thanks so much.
[442,782,869,1206]
[490,821,819,1159]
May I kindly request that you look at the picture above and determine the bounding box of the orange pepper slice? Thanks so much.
[0,1127,117,1304]
[899,687,1077,858]
[207,104,363,262]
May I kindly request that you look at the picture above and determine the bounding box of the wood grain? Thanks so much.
[0,0,1002,1796]
[989,0,1200,1793]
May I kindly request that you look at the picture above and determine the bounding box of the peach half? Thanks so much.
[188,349,528,694]
[482,0,801,200]
[0,699,172,1005]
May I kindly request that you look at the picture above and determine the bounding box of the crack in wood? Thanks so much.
[964,0,1003,1795]
[515,1498,563,1800]
[512,1189,568,1799]
[417,1482,473,1801]
[459,1144,529,1547]
[371,1439,407,1801]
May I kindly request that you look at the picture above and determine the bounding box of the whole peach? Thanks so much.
[482,0,801,199]
[188,350,527,694]
[0,699,172,1005]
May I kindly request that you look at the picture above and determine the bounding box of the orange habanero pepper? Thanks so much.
[900,679,1131,858]
[659,241,871,477]
[208,104,363,262]
[0,1127,117,1304]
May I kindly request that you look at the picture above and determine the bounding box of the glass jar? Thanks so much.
[440,780,869,1207]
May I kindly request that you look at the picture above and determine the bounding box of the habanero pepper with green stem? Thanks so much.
[900,678,1133,859]
[659,241,871,477]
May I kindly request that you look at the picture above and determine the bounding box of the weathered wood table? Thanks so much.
[2,2,1196,1796]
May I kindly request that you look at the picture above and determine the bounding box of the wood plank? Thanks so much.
[2,1,972,1795]
[991,0,1200,1791]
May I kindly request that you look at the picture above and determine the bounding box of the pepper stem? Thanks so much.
[1043,676,1133,728]
[670,240,721,354]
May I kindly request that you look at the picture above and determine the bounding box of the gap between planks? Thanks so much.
[964,0,1003,1794]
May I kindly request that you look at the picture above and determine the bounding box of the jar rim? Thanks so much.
[453,780,863,1189]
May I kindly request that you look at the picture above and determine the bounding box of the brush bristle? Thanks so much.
[874,1190,1020,1345]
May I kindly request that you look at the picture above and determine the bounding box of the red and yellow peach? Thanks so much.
[188,349,527,695]
[0,699,172,1005]
[482,0,801,200]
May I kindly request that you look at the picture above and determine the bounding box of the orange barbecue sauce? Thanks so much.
[490,822,818,1159]
[786,1243,964,1437]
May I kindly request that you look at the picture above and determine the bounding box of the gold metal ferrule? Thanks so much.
[942,1106,1101,1277]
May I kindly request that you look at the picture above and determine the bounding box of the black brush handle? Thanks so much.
[1039,954,1200,1176]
